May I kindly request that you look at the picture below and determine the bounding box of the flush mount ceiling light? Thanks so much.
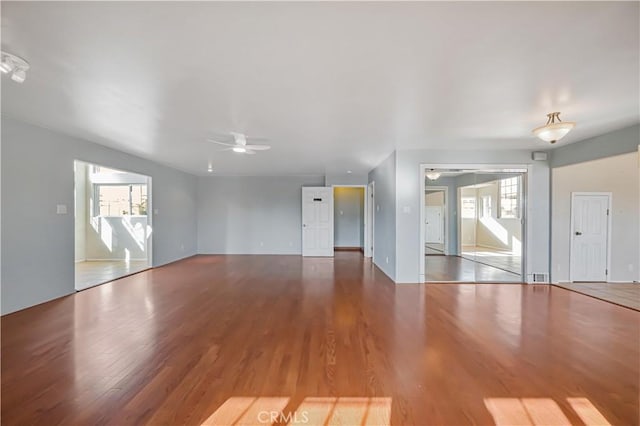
[532,112,575,144]
[1,51,30,83]
[426,169,441,180]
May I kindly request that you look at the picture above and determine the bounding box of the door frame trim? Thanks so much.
[367,181,375,259]
[569,192,612,282]
[424,186,449,255]
[331,184,368,256]
[419,163,530,283]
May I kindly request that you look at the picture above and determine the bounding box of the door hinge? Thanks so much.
[607,208,610,215]
[605,269,608,275]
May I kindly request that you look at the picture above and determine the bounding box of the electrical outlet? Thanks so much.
[260,242,264,247]
[386,256,389,264]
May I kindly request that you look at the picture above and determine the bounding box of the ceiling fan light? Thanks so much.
[532,112,575,144]
[232,146,247,153]
[426,171,441,180]
[0,56,14,74]
[11,68,26,83]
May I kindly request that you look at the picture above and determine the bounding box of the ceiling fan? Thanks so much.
[207,132,271,155]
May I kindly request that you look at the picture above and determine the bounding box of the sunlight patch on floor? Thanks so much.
[201,397,392,425]
[484,397,611,426]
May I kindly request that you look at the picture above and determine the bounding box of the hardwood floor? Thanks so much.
[461,245,522,275]
[2,252,638,425]
[75,260,149,290]
[553,281,640,311]
[426,255,522,282]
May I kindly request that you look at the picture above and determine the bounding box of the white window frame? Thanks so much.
[93,183,148,217]
[498,176,521,219]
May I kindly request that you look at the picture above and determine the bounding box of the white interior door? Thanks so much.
[302,187,334,257]
[425,206,443,243]
[570,193,610,282]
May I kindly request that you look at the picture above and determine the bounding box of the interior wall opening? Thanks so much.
[421,166,527,283]
[333,186,365,253]
[74,160,152,290]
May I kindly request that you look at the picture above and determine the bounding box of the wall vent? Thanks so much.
[532,273,549,283]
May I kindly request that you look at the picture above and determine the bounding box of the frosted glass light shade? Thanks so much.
[426,171,441,180]
[533,122,575,143]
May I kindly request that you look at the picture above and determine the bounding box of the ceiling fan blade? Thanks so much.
[244,150,257,155]
[244,144,271,151]
[208,139,236,147]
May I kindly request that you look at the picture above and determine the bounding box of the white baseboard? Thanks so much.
[476,243,511,251]
[84,258,148,262]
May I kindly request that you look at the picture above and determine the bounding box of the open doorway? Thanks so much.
[332,186,366,253]
[420,165,527,282]
[425,186,448,256]
[74,161,152,290]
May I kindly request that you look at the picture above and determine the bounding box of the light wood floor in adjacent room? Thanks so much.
[75,260,149,290]
[2,253,638,425]
[461,245,522,275]
[553,281,640,311]
[426,255,521,282]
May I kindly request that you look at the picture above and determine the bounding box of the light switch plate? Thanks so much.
[56,204,67,214]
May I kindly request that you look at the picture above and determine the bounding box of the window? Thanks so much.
[499,177,520,219]
[481,195,492,218]
[94,184,148,216]
[461,197,476,219]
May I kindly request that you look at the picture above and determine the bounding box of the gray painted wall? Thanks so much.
[368,152,396,280]
[395,149,550,283]
[325,174,368,186]
[1,118,198,314]
[197,175,324,254]
[549,124,640,168]
[334,187,364,248]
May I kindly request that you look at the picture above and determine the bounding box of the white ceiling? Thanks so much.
[1,2,638,176]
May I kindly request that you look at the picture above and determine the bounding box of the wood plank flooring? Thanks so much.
[75,260,149,290]
[553,281,640,311]
[2,252,638,425]
[461,245,522,275]
[426,255,521,282]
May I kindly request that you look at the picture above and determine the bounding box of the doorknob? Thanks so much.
[303,224,307,227]
[575,231,582,236]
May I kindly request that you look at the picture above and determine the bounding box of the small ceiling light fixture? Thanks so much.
[347,170,352,174]
[1,51,30,83]
[207,164,213,173]
[532,112,576,144]
[426,169,441,180]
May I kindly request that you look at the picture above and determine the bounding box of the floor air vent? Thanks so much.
[532,273,549,283]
